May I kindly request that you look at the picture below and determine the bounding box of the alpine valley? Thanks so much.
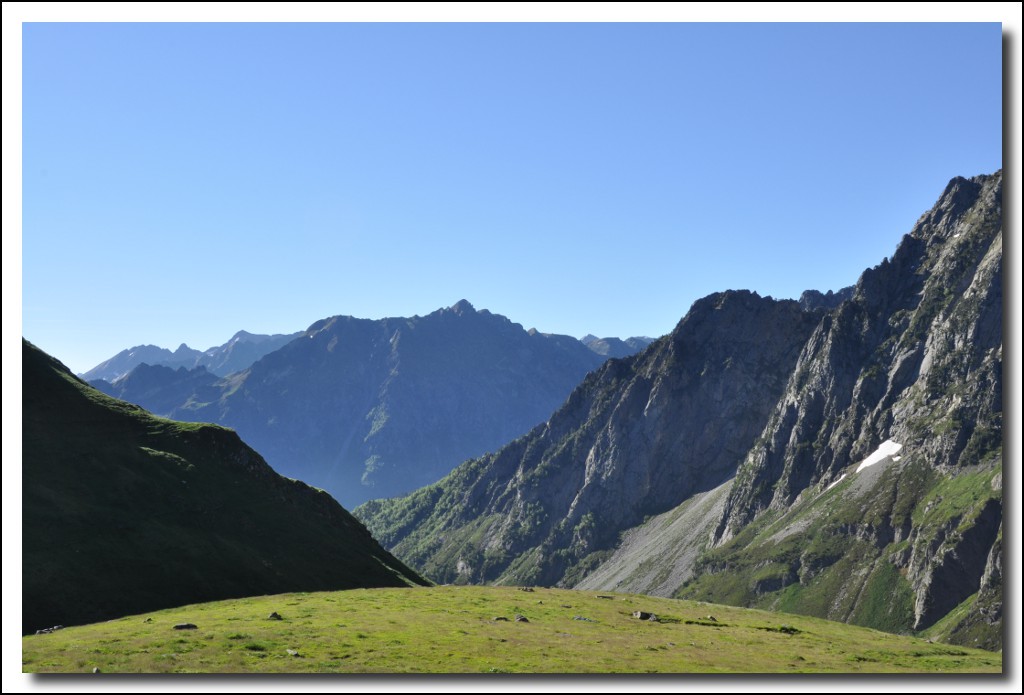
[88,306,652,508]
[22,171,1005,672]
[357,171,1005,651]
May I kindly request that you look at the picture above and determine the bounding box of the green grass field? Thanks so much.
[22,586,1001,674]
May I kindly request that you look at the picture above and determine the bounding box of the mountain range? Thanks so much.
[356,171,1004,650]
[22,339,424,635]
[89,301,652,507]
[81,330,304,382]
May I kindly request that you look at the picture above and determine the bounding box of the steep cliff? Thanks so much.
[678,171,1003,649]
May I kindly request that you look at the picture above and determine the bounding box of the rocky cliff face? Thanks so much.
[679,172,1003,648]
[359,171,1003,650]
[90,302,616,508]
[357,291,821,587]
[719,173,1002,535]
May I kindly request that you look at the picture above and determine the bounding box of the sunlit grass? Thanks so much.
[23,586,1001,674]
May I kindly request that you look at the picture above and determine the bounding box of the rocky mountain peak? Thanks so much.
[911,171,1000,243]
[449,299,476,315]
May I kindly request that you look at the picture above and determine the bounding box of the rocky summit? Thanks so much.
[357,171,1003,650]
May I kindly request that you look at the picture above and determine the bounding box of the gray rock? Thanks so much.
[514,614,529,623]
[707,171,1005,649]
[267,612,283,620]
[173,623,198,630]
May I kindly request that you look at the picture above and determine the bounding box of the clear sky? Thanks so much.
[21,21,1003,373]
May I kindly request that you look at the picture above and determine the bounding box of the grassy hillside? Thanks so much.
[21,586,1000,673]
[677,451,1002,650]
[22,339,425,635]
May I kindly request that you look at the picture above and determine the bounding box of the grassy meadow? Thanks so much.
[23,585,1001,674]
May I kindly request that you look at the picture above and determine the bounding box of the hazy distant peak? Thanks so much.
[222,329,299,347]
[449,299,476,314]
[580,334,656,359]
[84,330,303,381]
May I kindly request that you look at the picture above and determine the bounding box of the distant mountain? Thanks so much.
[356,171,1003,650]
[90,301,619,508]
[581,334,655,359]
[82,343,201,382]
[93,363,222,416]
[81,329,303,382]
[23,339,425,634]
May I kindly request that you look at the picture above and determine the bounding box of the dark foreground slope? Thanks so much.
[357,171,1003,650]
[22,339,425,635]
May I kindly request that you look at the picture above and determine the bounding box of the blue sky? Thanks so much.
[21,22,1003,373]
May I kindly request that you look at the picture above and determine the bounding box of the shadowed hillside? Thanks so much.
[22,339,425,635]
